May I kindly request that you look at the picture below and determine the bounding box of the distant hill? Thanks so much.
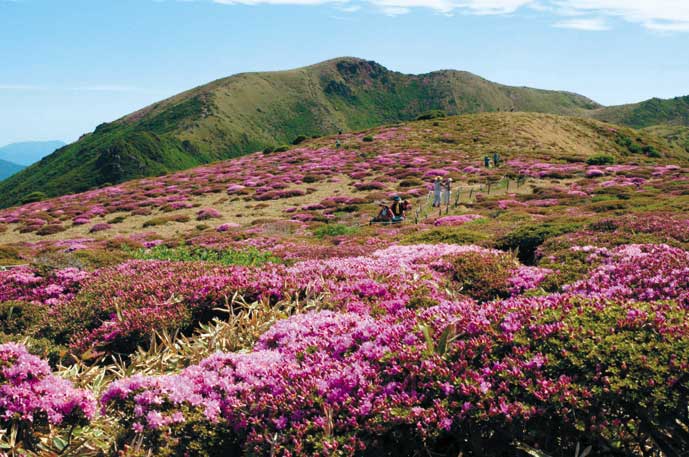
[0,140,66,166]
[0,57,602,208]
[0,158,25,181]
[592,95,689,129]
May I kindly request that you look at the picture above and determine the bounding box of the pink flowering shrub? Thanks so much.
[102,296,689,456]
[0,267,89,306]
[433,214,482,226]
[88,223,111,233]
[46,245,504,354]
[1,343,95,450]
[565,244,689,305]
[196,208,222,221]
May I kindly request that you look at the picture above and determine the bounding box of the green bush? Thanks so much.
[448,251,517,302]
[496,222,583,264]
[274,145,290,153]
[586,154,615,165]
[362,136,374,142]
[416,110,446,121]
[36,224,67,236]
[108,215,127,224]
[129,245,280,267]
[292,135,307,145]
[643,145,661,158]
[403,227,490,246]
[262,146,275,154]
[21,191,47,204]
[0,301,43,335]
[312,224,360,238]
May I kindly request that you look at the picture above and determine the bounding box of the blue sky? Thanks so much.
[1,0,688,146]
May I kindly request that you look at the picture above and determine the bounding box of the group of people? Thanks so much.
[371,196,411,224]
[432,176,453,208]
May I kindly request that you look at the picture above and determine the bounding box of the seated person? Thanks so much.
[371,203,394,224]
[390,196,406,222]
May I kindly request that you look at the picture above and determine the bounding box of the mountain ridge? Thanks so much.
[0,57,685,209]
[0,140,66,166]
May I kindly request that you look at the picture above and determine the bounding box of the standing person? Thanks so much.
[484,156,491,168]
[493,152,500,167]
[443,178,453,206]
[433,177,442,207]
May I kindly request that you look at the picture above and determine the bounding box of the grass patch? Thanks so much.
[129,245,281,267]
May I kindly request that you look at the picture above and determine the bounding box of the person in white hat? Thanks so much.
[433,176,442,207]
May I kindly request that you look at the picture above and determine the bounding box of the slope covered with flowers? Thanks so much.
[1,112,689,456]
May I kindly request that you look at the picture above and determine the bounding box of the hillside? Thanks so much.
[0,140,65,166]
[0,111,685,245]
[642,124,689,153]
[592,95,689,128]
[0,158,24,181]
[0,58,602,208]
[2,111,689,456]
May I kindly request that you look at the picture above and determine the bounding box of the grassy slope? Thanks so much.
[591,95,689,129]
[0,158,25,181]
[0,58,602,208]
[642,124,689,153]
[2,111,686,244]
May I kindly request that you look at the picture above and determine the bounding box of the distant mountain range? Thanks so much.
[0,140,66,167]
[0,158,25,181]
[0,57,687,208]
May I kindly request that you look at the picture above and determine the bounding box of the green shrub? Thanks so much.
[643,145,661,158]
[403,227,490,246]
[0,301,43,335]
[274,145,290,153]
[36,224,67,236]
[362,136,374,142]
[448,251,518,302]
[586,154,615,165]
[262,146,275,154]
[292,135,307,145]
[496,222,583,264]
[129,245,280,267]
[312,224,360,238]
[416,110,446,121]
[21,191,47,204]
[0,245,23,266]
[108,215,127,224]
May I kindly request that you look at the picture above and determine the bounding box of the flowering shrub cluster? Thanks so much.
[433,214,482,226]
[565,243,689,305]
[1,343,95,450]
[102,294,689,456]
[0,267,88,306]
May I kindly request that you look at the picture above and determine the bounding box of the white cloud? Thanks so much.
[554,0,689,31]
[207,0,689,31]
[553,17,608,30]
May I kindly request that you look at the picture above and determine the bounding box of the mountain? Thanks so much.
[591,95,689,129]
[0,57,602,208]
[0,158,25,181]
[0,140,66,166]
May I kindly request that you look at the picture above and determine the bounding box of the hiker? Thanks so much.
[433,177,442,207]
[493,152,500,167]
[484,156,491,168]
[371,202,393,224]
[442,178,453,206]
[391,196,407,221]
